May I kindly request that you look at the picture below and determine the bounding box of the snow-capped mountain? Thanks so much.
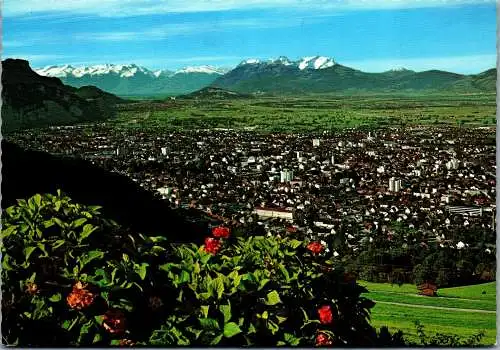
[35,63,227,79]
[297,56,335,70]
[36,63,158,78]
[34,63,227,97]
[237,55,336,70]
[174,65,227,75]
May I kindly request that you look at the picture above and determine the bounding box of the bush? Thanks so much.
[2,192,381,347]
[409,321,485,347]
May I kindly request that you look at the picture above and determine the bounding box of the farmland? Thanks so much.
[360,281,497,345]
[114,93,496,132]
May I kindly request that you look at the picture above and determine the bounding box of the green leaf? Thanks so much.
[289,239,302,249]
[258,278,270,291]
[248,323,256,334]
[265,290,282,306]
[267,320,279,335]
[52,240,66,249]
[200,253,211,265]
[133,262,149,280]
[278,264,290,282]
[37,242,49,258]
[33,194,42,208]
[79,250,104,270]
[53,217,66,228]
[276,315,287,324]
[210,277,225,299]
[23,246,38,261]
[49,293,62,302]
[80,224,98,241]
[71,218,87,229]
[284,333,301,346]
[200,305,209,318]
[2,255,13,271]
[223,322,241,338]
[179,270,191,284]
[148,236,168,243]
[219,302,231,324]
[199,318,220,331]
[94,315,104,325]
[1,225,17,238]
[92,333,102,344]
[62,317,79,331]
[210,334,224,345]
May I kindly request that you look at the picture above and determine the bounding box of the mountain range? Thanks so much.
[2,59,126,133]
[32,55,497,97]
[35,64,228,97]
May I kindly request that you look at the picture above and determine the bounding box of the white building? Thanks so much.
[254,207,294,221]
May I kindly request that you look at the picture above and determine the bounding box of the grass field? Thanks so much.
[360,281,497,345]
[113,93,496,132]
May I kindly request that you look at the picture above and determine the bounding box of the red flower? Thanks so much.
[318,305,333,324]
[307,242,325,255]
[316,332,333,347]
[204,237,222,255]
[212,226,230,238]
[103,309,126,335]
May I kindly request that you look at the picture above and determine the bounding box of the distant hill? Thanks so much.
[35,64,227,97]
[179,86,251,100]
[1,59,125,133]
[210,57,496,95]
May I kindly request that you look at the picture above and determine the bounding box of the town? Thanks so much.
[9,124,496,258]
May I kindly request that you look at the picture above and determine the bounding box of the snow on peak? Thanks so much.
[388,67,410,72]
[174,65,226,75]
[270,56,293,65]
[36,63,156,78]
[298,56,335,70]
[239,58,261,66]
[35,64,76,78]
[238,55,336,70]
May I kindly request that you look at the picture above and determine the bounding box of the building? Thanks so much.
[280,169,294,183]
[254,207,294,221]
[313,139,321,147]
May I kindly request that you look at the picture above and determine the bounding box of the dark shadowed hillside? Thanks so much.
[1,140,212,244]
[1,59,124,133]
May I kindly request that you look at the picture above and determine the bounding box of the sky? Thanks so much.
[3,0,497,73]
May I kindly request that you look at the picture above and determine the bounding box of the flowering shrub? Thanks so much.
[2,192,394,347]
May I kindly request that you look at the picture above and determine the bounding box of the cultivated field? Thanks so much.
[360,281,497,345]
[115,93,496,132]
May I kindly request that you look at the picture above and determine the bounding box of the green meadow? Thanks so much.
[360,281,497,345]
[113,93,496,132]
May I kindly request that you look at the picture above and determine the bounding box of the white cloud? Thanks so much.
[343,54,497,74]
[5,0,494,17]
[74,16,320,42]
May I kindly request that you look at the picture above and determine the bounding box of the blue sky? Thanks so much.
[3,0,497,73]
